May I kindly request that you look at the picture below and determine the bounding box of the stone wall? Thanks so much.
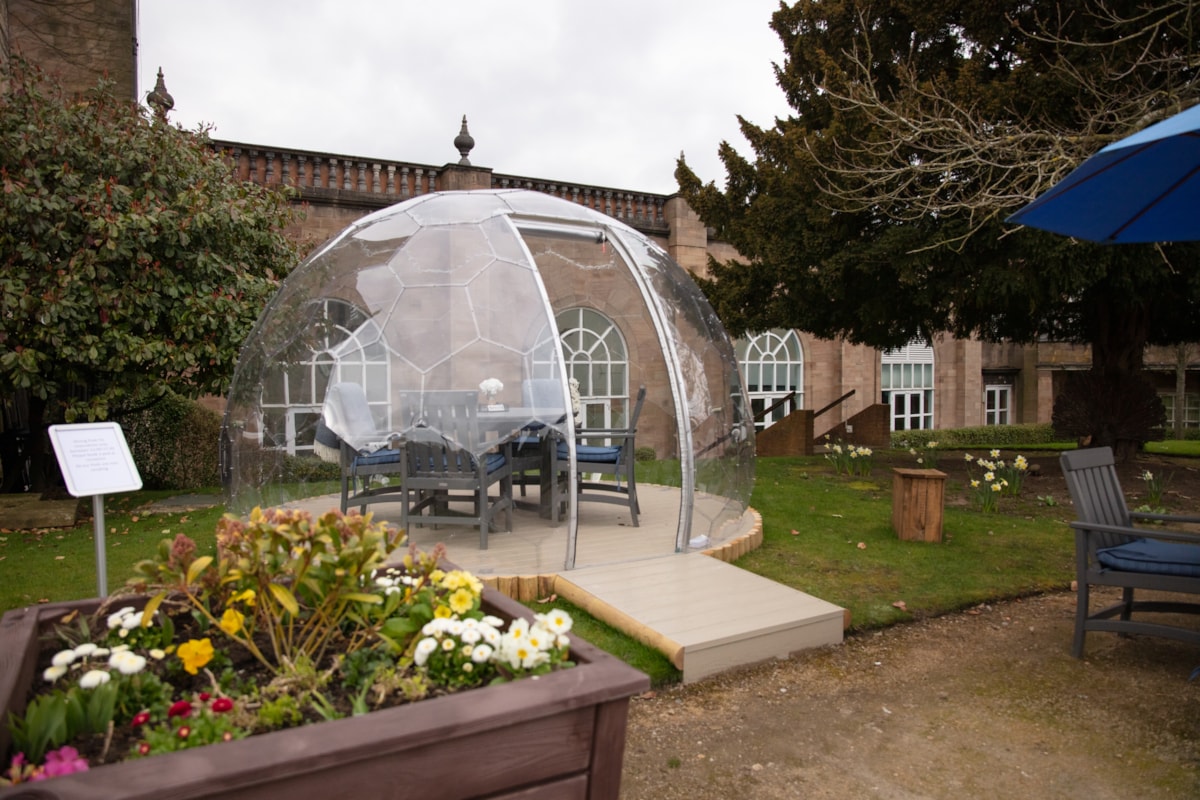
[3,0,136,100]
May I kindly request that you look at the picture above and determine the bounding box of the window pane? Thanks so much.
[364,365,388,402]
[263,370,286,405]
[610,363,627,395]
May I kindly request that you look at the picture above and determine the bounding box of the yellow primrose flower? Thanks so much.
[448,587,475,615]
[219,608,245,636]
[433,604,453,619]
[177,638,214,675]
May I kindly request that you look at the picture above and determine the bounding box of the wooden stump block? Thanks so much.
[891,468,947,543]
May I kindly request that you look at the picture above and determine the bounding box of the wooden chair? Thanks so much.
[398,390,513,550]
[318,382,405,514]
[1060,446,1200,657]
[552,385,646,526]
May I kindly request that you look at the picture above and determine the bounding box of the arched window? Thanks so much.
[737,330,804,432]
[554,308,630,429]
[881,342,935,431]
[260,299,389,455]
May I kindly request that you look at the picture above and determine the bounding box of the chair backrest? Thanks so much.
[400,390,480,453]
[627,385,647,433]
[323,383,381,450]
[1060,446,1137,548]
[398,390,487,479]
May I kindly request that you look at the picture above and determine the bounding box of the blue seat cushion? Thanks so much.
[1096,538,1200,578]
[557,442,622,464]
[353,449,401,468]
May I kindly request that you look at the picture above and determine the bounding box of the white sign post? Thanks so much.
[48,422,143,597]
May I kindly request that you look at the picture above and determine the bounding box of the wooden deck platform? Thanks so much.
[289,483,845,682]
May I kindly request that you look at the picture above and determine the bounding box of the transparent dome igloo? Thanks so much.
[222,189,754,570]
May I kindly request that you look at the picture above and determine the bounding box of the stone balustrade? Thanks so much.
[213,140,671,233]
[490,174,669,231]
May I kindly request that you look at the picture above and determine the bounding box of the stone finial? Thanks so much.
[454,115,475,166]
[146,67,174,121]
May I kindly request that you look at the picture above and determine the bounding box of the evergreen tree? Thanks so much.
[678,0,1200,456]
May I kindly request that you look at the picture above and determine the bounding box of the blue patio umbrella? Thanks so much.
[1007,103,1200,243]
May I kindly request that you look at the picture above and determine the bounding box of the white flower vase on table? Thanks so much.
[480,378,505,411]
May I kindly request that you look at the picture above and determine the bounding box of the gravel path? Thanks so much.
[621,589,1200,799]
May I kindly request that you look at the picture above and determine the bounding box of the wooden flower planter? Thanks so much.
[0,588,649,800]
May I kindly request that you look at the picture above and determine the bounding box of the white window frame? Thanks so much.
[260,299,390,455]
[881,343,934,431]
[984,385,1011,426]
[553,307,631,431]
[737,329,804,432]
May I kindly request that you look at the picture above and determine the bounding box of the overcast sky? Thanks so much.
[135,1,793,195]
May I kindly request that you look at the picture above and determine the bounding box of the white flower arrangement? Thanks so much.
[479,378,504,399]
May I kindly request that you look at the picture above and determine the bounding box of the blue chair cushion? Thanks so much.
[353,449,401,468]
[558,442,622,463]
[1096,538,1200,578]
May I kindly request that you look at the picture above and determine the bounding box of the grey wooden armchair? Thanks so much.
[551,385,646,526]
[398,390,513,550]
[1060,446,1200,657]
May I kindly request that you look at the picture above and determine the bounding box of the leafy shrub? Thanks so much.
[281,454,341,483]
[634,446,657,463]
[892,423,1057,450]
[120,392,221,490]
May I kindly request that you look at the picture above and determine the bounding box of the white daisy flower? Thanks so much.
[414,637,438,666]
[109,650,147,675]
[79,669,111,689]
[51,649,77,668]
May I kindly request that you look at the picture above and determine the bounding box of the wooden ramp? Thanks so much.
[553,554,845,684]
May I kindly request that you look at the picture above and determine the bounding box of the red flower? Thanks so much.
[131,711,151,727]
[137,742,151,756]
[177,726,191,740]
[198,692,211,702]
[210,697,233,714]
[167,700,193,719]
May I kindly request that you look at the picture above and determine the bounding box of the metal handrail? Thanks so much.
[753,391,797,423]
[813,389,856,419]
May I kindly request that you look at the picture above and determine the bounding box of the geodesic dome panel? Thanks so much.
[223,190,754,568]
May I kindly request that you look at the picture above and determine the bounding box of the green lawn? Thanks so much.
[741,457,1075,628]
